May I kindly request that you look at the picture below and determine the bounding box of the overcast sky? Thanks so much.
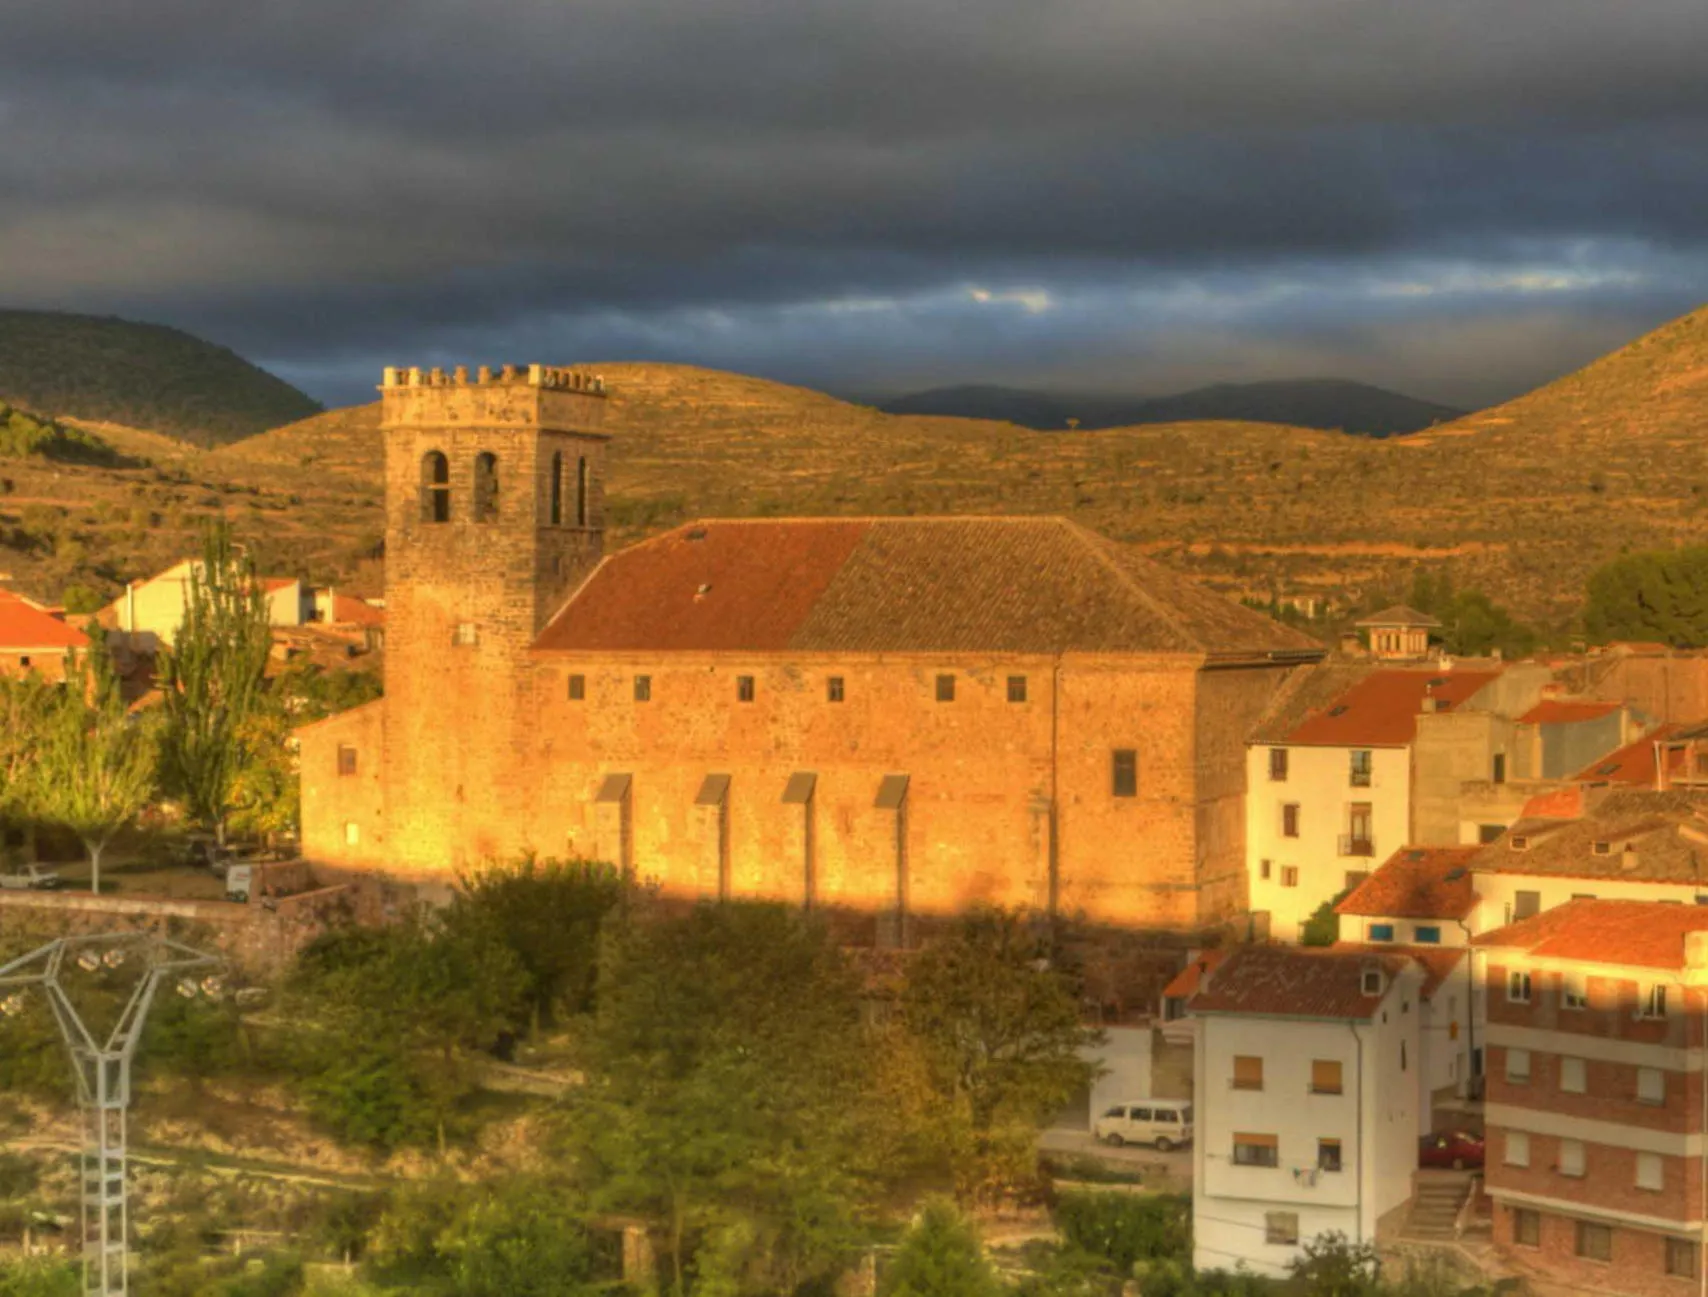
[3,0,1705,409]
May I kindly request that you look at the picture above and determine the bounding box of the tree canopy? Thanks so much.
[1583,545,1708,647]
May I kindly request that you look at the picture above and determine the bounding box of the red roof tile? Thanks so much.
[1284,668,1502,747]
[1336,846,1480,921]
[1572,724,1684,785]
[1332,942,1466,999]
[1473,898,1708,970]
[1354,604,1441,629]
[1518,787,1585,819]
[0,591,90,651]
[261,577,299,593]
[1519,699,1621,725]
[1187,945,1413,1020]
[534,517,1320,656]
[1162,949,1228,1000]
[329,595,384,627]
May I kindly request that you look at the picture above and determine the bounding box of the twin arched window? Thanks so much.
[423,448,582,527]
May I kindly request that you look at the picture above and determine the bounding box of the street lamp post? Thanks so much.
[0,932,219,1297]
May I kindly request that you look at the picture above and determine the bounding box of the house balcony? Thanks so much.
[1339,835,1376,858]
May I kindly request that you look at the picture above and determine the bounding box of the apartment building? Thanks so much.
[1189,945,1423,1277]
[1467,789,1708,934]
[1475,900,1708,1297]
[1247,667,1502,941]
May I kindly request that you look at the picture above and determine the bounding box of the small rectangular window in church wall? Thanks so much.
[568,673,585,701]
[737,675,755,702]
[634,675,652,702]
[336,745,357,777]
[1112,749,1138,798]
[1007,676,1028,703]
[935,674,955,702]
[827,676,845,702]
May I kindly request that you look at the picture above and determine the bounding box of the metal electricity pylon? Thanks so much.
[0,932,220,1297]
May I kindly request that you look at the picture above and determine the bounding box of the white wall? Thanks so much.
[1471,868,1703,935]
[1192,968,1421,1277]
[1087,1025,1153,1131]
[1247,743,1412,942]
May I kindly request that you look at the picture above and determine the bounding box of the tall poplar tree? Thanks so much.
[159,522,273,845]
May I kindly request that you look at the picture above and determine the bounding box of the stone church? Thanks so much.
[297,365,1322,933]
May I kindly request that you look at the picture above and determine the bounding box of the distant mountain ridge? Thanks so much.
[0,309,321,447]
[879,377,1463,436]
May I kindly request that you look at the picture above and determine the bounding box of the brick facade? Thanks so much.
[1472,910,1708,1297]
[297,365,1314,933]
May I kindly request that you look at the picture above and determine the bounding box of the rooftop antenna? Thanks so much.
[0,932,220,1296]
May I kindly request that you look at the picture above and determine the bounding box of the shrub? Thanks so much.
[1053,1191,1189,1275]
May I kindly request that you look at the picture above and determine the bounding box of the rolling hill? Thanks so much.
[3,303,1705,635]
[879,378,1463,436]
[0,309,321,447]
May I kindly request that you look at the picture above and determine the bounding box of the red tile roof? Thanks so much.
[262,577,299,593]
[1162,949,1228,1000]
[1473,898,1708,970]
[0,591,90,651]
[1336,846,1480,920]
[1519,787,1585,819]
[534,517,1321,656]
[1519,699,1621,725]
[1354,604,1441,629]
[1572,724,1684,785]
[329,595,384,627]
[1332,942,1466,999]
[1284,668,1502,747]
[1187,944,1414,1020]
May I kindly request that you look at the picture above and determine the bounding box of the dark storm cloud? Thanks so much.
[1,0,1705,406]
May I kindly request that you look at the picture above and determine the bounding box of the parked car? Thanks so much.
[1094,1101,1195,1151]
[0,864,63,891]
[1419,1130,1485,1171]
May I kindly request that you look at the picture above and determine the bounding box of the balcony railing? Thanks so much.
[1338,835,1376,858]
[1349,769,1372,788]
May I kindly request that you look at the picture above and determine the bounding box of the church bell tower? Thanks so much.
[378,363,610,870]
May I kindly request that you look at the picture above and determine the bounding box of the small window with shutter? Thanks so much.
[1232,1055,1264,1091]
[1310,1059,1343,1095]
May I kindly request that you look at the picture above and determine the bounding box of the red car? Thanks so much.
[1419,1130,1485,1171]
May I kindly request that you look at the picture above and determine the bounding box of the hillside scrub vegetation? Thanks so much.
[0,402,124,466]
[0,309,321,446]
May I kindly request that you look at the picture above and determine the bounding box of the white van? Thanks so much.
[1093,1100,1194,1151]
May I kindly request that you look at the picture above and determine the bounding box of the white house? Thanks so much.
[99,559,312,651]
[1189,945,1423,1278]
[1247,666,1504,942]
[1334,844,1482,1107]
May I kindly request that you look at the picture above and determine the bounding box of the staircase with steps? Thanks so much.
[1403,1171,1476,1240]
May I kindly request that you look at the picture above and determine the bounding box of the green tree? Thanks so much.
[288,914,527,1152]
[883,1199,1002,1297]
[31,635,158,894]
[446,856,631,1031]
[573,901,874,1296]
[159,521,273,845]
[0,1258,81,1297]
[0,673,55,859]
[899,909,1100,1200]
[1584,546,1708,647]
